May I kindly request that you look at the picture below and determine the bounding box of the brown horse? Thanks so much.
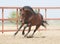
[14,6,48,37]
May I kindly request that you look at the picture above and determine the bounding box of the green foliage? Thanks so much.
[8,11,21,24]
[9,11,17,18]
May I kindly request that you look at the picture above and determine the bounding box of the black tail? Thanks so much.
[41,20,48,28]
[42,20,48,25]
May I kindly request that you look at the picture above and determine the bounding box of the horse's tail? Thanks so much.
[42,20,48,25]
[41,20,48,28]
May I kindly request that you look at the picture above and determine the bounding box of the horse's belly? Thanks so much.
[31,17,42,25]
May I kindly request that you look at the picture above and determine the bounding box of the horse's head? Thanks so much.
[20,8,30,23]
[20,8,27,22]
[20,6,35,23]
[20,6,34,16]
[20,6,31,21]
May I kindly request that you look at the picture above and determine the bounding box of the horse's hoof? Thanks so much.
[27,35,33,38]
[22,32,25,35]
[14,33,17,36]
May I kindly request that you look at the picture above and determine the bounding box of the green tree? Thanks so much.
[8,11,21,24]
[9,11,17,18]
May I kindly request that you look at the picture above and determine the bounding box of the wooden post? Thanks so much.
[45,9,47,30]
[38,8,40,13]
[45,9,47,19]
[2,8,4,33]
[16,8,18,30]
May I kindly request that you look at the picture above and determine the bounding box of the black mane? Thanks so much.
[23,6,34,11]
[21,6,36,15]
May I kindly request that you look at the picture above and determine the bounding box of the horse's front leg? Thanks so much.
[22,24,28,35]
[14,23,24,36]
[24,24,31,37]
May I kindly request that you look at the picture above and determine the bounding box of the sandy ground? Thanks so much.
[0,30,60,44]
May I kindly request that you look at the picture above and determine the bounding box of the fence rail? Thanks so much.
[0,7,60,33]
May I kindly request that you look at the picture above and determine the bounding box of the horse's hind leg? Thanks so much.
[31,25,40,36]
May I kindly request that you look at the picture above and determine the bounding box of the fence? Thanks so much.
[0,7,60,33]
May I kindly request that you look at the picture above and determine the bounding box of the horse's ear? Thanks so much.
[20,8,24,11]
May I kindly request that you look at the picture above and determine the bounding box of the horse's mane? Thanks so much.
[23,6,33,11]
[22,6,36,15]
